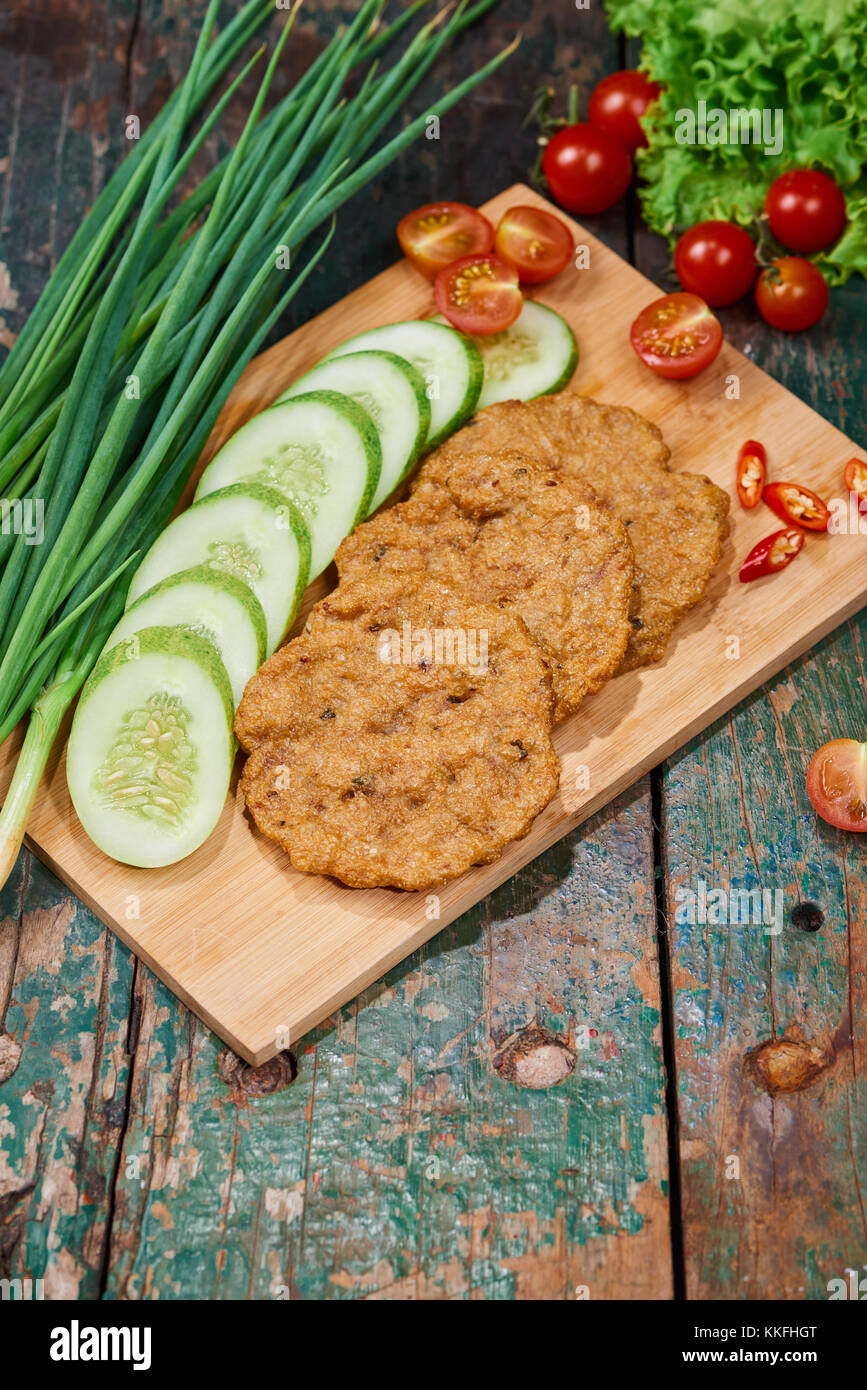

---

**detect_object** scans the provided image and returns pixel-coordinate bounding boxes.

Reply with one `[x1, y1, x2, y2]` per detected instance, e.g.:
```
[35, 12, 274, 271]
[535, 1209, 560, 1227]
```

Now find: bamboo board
[2, 184, 865, 1065]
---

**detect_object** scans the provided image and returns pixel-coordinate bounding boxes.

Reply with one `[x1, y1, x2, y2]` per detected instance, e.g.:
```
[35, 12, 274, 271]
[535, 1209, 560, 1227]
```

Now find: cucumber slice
[194, 390, 380, 578]
[441, 300, 578, 410]
[126, 483, 311, 655]
[278, 350, 430, 512]
[105, 565, 267, 708]
[67, 626, 235, 868]
[326, 320, 482, 451]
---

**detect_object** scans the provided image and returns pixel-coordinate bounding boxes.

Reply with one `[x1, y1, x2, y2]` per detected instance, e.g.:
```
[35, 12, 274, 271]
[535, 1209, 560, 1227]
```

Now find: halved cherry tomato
[433, 253, 523, 335]
[843, 457, 867, 510]
[763, 480, 829, 531]
[739, 526, 804, 582]
[736, 440, 766, 509]
[494, 205, 574, 284]
[397, 202, 494, 279]
[806, 739, 867, 833]
[629, 292, 723, 380]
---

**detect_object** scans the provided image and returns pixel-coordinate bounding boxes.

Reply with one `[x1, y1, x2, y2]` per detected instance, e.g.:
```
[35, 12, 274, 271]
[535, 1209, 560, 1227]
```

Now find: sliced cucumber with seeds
[195, 390, 380, 578]
[126, 482, 311, 655]
[106, 565, 267, 708]
[438, 300, 578, 410]
[326, 320, 482, 451]
[67, 626, 235, 868]
[278, 350, 430, 512]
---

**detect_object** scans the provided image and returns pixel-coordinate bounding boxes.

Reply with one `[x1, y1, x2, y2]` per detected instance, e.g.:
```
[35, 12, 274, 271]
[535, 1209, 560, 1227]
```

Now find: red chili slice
[736, 440, 766, 509]
[762, 480, 829, 531]
[844, 457, 867, 509]
[739, 526, 805, 582]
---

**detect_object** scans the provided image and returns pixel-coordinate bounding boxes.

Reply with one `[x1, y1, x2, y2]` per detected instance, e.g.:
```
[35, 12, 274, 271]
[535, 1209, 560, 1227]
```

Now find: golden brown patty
[416, 394, 730, 669]
[336, 449, 634, 719]
[235, 574, 560, 891]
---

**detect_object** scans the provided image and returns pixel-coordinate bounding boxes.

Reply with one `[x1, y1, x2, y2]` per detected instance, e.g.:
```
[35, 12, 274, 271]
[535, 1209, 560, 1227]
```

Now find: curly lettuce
[605, 0, 867, 283]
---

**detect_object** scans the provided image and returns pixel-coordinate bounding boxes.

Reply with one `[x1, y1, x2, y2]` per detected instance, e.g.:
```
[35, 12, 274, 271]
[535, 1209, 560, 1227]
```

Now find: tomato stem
[747, 202, 784, 271]
[523, 84, 557, 132]
[525, 82, 579, 192]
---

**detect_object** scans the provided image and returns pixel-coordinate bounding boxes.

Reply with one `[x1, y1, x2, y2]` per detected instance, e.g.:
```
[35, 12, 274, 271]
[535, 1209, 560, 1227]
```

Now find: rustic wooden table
[0, 1, 864, 1302]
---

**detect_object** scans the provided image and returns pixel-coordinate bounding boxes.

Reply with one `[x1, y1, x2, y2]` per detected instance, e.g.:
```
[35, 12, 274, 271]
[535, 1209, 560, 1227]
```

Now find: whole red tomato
[755, 256, 828, 332]
[542, 122, 633, 216]
[588, 69, 663, 153]
[674, 220, 758, 307]
[766, 168, 847, 254]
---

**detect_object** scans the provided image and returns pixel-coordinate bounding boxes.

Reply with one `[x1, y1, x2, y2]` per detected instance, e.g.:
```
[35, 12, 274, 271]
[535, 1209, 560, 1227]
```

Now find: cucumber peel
[106, 563, 268, 707]
[195, 390, 380, 576]
[126, 481, 312, 654]
[67, 625, 236, 868]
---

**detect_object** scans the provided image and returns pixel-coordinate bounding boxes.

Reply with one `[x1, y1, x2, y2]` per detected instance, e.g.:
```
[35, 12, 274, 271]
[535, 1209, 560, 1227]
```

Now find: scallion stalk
[0, 0, 514, 887]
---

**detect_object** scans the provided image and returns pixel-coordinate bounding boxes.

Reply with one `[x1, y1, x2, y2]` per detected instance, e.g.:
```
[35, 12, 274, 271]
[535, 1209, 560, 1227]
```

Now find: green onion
[0, 0, 276, 406]
[0, 0, 513, 887]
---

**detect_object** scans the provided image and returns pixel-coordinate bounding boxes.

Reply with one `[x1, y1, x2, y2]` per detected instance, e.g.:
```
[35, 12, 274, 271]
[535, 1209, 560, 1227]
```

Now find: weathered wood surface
[0, 0, 862, 1301]
[661, 629, 867, 1301]
[627, 37, 867, 1303]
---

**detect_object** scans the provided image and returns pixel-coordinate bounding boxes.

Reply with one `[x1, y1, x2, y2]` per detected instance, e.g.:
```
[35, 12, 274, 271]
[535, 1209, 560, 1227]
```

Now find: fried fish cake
[415, 394, 730, 669]
[235, 575, 560, 891]
[336, 450, 634, 720]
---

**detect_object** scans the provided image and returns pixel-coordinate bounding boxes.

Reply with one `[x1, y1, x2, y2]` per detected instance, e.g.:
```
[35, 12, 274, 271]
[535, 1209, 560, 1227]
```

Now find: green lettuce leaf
[605, 0, 867, 283]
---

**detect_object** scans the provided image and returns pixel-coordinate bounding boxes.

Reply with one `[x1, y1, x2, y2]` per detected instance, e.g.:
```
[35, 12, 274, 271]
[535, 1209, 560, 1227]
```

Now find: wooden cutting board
[3, 184, 864, 1064]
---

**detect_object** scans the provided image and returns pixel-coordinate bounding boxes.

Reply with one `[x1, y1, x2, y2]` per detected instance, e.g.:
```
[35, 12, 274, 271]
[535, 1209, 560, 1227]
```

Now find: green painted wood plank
[0, 854, 135, 1299]
[99, 786, 670, 1300]
[0, 1, 141, 329]
[662, 619, 867, 1299]
[0, 0, 143, 1303]
[628, 28, 867, 1296]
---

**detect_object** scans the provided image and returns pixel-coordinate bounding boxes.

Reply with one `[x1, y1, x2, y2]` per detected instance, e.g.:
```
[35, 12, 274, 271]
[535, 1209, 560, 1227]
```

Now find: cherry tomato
[739, 526, 804, 582]
[433, 253, 523, 335]
[587, 69, 663, 153]
[736, 440, 766, 509]
[629, 292, 723, 380]
[843, 458, 867, 510]
[494, 205, 574, 284]
[755, 256, 828, 332]
[674, 221, 758, 307]
[542, 122, 633, 216]
[806, 739, 867, 833]
[762, 480, 829, 531]
[765, 168, 847, 254]
[396, 202, 494, 279]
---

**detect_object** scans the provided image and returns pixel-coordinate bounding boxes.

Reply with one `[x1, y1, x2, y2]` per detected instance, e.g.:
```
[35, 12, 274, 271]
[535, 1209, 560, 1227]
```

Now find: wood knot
[218, 1048, 297, 1098]
[493, 1026, 576, 1089]
[0, 1033, 21, 1084]
[790, 901, 824, 931]
[743, 1026, 833, 1096]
